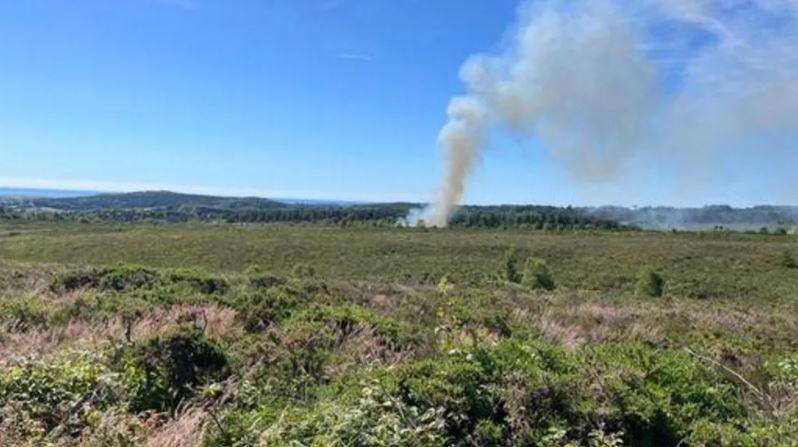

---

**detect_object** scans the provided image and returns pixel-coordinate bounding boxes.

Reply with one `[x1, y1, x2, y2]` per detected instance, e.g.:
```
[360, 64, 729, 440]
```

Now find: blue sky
[1, 0, 796, 206]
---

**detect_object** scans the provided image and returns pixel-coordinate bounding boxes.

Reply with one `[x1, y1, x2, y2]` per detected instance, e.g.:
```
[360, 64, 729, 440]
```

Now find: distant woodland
[1, 191, 796, 231]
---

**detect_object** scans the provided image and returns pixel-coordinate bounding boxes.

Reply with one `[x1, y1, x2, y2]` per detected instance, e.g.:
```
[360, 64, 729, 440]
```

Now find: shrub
[99, 264, 158, 292]
[500, 249, 521, 284]
[235, 288, 301, 332]
[470, 420, 504, 446]
[580, 343, 745, 444]
[635, 267, 665, 298]
[291, 263, 316, 279]
[0, 350, 121, 438]
[260, 379, 447, 446]
[216, 336, 755, 445]
[290, 304, 418, 347]
[522, 258, 556, 291]
[67, 293, 153, 323]
[166, 268, 228, 294]
[776, 250, 797, 269]
[404, 340, 743, 445]
[0, 297, 51, 331]
[451, 301, 512, 338]
[49, 269, 105, 293]
[249, 273, 284, 290]
[123, 327, 229, 413]
[398, 357, 493, 438]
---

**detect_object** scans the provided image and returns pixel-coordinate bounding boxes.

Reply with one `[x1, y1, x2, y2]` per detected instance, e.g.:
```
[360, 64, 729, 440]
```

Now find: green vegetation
[777, 250, 798, 269]
[5, 191, 797, 231]
[500, 248, 522, 284]
[123, 327, 229, 413]
[521, 257, 556, 291]
[0, 191, 630, 229]
[634, 268, 665, 298]
[0, 220, 796, 445]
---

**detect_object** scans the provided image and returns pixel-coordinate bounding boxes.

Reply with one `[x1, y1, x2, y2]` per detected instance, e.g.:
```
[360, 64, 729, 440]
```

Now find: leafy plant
[99, 264, 158, 292]
[0, 297, 52, 331]
[0, 350, 121, 439]
[635, 267, 665, 297]
[260, 379, 447, 446]
[166, 268, 228, 294]
[500, 248, 522, 284]
[122, 327, 229, 413]
[776, 250, 797, 269]
[234, 288, 302, 332]
[522, 258, 556, 291]
[291, 263, 316, 279]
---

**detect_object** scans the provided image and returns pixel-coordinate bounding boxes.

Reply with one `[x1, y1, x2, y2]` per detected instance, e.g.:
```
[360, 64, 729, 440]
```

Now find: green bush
[451, 301, 512, 338]
[51, 265, 229, 296]
[0, 350, 121, 438]
[67, 293, 153, 323]
[251, 339, 747, 445]
[249, 273, 285, 290]
[470, 420, 504, 446]
[635, 267, 665, 297]
[99, 264, 158, 292]
[226, 304, 419, 411]
[122, 327, 229, 413]
[776, 250, 797, 269]
[500, 249, 521, 283]
[522, 258, 556, 291]
[291, 263, 316, 279]
[0, 297, 52, 331]
[260, 379, 447, 446]
[398, 357, 493, 438]
[166, 268, 228, 294]
[49, 269, 105, 293]
[235, 288, 302, 332]
[290, 304, 418, 347]
[580, 343, 744, 444]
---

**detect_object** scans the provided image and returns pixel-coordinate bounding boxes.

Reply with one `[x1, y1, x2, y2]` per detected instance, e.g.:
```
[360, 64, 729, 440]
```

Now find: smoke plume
[418, 0, 798, 226]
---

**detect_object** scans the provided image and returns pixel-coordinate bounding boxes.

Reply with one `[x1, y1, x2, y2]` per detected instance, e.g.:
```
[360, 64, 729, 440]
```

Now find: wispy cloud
[338, 52, 372, 62]
[319, 0, 343, 12]
[153, 0, 199, 9]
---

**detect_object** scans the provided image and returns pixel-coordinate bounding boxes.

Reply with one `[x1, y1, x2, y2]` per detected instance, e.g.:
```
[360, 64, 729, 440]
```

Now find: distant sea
[0, 187, 99, 198]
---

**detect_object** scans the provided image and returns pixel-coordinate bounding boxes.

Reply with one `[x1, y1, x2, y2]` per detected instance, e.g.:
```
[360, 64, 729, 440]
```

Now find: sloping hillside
[28, 191, 285, 211]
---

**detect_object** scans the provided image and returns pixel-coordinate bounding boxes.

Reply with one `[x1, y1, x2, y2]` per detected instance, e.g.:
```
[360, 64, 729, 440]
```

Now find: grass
[0, 221, 796, 445]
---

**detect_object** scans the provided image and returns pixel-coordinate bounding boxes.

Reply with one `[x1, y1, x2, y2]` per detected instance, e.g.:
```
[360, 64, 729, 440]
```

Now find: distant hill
[28, 191, 285, 211]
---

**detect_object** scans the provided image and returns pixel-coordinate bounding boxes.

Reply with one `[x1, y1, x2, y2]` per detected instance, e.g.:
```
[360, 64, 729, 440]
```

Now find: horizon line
[1, 181, 796, 210]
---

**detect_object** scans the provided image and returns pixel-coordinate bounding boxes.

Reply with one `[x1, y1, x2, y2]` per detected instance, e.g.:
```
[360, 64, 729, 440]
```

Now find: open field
[1, 222, 797, 300]
[0, 222, 797, 445]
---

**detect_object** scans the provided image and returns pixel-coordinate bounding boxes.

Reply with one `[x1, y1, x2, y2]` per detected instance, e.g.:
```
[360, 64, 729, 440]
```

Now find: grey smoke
[418, 0, 798, 227]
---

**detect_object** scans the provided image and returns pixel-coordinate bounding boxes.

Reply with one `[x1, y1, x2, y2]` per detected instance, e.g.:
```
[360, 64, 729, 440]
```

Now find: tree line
[0, 202, 627, 230]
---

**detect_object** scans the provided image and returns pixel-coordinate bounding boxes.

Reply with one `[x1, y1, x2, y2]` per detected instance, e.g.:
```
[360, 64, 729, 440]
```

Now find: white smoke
[424, 97, 489, 227]
[417, 0, 798, 226]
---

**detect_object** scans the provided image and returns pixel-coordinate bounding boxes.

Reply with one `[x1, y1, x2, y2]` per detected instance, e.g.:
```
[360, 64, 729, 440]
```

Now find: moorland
[0, 194, 796, 446]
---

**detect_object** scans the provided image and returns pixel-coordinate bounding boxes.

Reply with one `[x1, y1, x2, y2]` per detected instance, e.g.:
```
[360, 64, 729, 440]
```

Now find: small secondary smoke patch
[416, 0, 798, 227]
